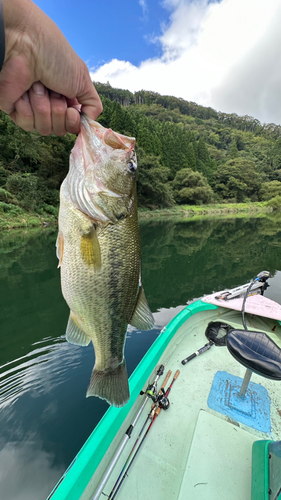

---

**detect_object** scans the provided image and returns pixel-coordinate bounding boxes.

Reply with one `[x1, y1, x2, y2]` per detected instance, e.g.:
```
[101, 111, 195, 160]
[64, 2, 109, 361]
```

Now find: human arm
[0, 0, 102, 135]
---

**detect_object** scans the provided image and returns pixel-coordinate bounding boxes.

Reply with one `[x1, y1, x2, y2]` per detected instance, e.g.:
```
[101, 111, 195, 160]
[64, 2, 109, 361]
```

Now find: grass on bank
[0, 202, 58, 230]
[1, 200, 278, 230]
[138, 201, 273, 219]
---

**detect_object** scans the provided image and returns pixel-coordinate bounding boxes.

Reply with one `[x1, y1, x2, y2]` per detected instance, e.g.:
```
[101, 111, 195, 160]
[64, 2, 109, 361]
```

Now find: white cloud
[90, 0, 281, 125]
[0, 440, 64, 500]
[139, 0, 148, 16]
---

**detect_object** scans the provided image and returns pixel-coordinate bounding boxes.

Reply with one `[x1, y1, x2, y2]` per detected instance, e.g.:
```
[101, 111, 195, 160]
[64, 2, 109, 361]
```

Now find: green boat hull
[48, 299, 281, 500]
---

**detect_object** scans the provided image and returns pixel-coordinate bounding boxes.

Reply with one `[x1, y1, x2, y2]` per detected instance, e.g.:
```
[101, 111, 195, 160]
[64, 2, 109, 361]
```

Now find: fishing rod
[108, 370, 172, 500]
[110, 369, 180, 500]
[181, 340, 213, 365]
[91, 364, 165, 500]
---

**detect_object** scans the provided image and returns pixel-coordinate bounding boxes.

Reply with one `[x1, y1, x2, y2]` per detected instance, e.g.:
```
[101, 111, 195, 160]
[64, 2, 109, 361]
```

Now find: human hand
[0, 0, 102, 136]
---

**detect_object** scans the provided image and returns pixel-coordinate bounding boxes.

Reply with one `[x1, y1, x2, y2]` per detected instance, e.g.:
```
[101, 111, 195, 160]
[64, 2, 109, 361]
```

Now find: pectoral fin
[80, 225, 101, 270]
[66, 312, 91, 346]
[130, 286, 155, 331]
[56, 231, 64, 268]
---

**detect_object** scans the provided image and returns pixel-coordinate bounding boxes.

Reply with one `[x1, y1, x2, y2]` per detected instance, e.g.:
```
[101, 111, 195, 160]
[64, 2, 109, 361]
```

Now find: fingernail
[22, 92, 30, 102]
[32, 82, 45, 95]
[50, 91, 61, 99]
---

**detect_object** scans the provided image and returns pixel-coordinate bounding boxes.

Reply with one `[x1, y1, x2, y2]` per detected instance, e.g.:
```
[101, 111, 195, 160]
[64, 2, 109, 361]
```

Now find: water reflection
[0, 439, 64, 500]
[140, 217, 281, 310]
[0, 217, 280, 499]
[0, 337, 80, 409]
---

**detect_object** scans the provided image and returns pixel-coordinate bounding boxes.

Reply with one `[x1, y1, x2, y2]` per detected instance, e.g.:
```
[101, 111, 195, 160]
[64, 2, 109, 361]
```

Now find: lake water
[0, 215, 280, 500]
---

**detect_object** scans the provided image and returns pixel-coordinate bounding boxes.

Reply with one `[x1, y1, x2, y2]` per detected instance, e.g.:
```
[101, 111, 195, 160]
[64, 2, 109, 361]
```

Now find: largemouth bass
[56, 115, 154, 407]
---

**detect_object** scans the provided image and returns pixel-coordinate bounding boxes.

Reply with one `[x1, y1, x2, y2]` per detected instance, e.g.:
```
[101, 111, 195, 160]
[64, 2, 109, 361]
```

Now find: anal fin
[66, 312, 91, 346]
[130, 286, 155, 331]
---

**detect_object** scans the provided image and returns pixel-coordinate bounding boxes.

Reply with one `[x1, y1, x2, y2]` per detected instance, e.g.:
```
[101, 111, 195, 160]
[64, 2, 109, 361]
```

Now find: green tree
[259, 180, 281, 200]
[229, 139, 238, 158]
[173, 168, 214, 204]
[136, 149, 174, 208]
[197, 137, 211, 166]
[110, 102, 124, 133]
[186, 142, 197, 171]
[213, 159, 262, 201]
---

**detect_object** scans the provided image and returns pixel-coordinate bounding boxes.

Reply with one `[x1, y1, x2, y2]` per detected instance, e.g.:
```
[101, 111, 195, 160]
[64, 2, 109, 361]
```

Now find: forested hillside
[1, 82, 281, 219]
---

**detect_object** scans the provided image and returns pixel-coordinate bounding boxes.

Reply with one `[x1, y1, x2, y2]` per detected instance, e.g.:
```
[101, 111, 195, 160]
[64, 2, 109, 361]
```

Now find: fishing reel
[140, 364, 165, 402]
[158, 392, 170, 410]
[152, 389, 170, 410]
[145, 383, 159, 403]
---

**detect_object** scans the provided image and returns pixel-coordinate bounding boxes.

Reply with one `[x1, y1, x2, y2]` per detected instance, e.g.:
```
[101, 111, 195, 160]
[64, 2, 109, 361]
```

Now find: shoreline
[0, 202, 275, 231]
[138, 202, 272, 220]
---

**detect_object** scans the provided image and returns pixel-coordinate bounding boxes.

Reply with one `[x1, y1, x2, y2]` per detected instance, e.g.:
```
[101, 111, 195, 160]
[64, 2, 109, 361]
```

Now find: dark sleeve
[0, 0, 5, 71]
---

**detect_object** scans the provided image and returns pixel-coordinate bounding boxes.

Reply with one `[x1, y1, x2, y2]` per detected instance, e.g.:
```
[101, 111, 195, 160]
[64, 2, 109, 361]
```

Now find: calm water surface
[0, 216, 280, 499]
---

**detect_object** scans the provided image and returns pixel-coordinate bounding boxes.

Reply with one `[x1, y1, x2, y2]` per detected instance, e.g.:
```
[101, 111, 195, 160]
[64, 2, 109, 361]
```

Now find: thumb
[77, 72, 103, 121]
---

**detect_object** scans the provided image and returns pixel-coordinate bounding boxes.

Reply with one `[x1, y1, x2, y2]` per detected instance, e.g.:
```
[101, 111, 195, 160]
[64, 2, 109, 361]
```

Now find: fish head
[68, 115, 137, 223]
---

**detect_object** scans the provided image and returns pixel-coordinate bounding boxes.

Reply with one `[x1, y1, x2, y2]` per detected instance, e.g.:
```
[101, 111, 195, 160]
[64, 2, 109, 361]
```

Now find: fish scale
[57, 116, 154, 407]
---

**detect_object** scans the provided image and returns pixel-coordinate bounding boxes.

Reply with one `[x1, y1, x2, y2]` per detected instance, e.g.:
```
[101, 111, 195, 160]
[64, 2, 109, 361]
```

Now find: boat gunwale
[47, 300, 218, 500]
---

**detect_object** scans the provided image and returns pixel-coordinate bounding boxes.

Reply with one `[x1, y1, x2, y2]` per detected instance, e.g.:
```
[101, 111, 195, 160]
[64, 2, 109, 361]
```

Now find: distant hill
[94, 82, 281, 207]
[0, 83, 281, 218]
[94, 82, 281, 138]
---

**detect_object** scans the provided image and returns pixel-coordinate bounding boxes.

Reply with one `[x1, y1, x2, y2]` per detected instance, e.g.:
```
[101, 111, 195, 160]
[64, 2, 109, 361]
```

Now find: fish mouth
[83, 116, 135, 151]
[67, 115, 136, 223]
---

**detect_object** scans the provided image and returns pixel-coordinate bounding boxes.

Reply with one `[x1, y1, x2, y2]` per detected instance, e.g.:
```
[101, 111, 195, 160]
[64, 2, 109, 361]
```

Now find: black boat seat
[226, 329, 281, 380]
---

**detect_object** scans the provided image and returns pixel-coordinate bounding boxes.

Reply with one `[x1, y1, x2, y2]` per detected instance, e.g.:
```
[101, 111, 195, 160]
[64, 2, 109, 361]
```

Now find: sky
[34, 0, 281, 125]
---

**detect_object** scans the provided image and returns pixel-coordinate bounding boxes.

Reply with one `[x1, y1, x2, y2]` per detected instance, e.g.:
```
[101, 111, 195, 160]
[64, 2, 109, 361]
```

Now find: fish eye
[128, 161, 137, 173]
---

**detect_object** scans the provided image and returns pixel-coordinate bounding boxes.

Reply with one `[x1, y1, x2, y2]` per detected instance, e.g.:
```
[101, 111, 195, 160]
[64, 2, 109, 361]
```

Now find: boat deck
[81, 307, 281, 500]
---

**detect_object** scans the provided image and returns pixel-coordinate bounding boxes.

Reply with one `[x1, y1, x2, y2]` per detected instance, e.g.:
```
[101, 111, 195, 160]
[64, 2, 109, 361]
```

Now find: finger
[0, 54, 34, 116]
[66, 107, 80, 135]
[50, 91, 67, 136]
[11, 92, 35, 132]
[66, 97, 82, 113]
[76, 68, 103, 120]
[29, 82, 52, 135]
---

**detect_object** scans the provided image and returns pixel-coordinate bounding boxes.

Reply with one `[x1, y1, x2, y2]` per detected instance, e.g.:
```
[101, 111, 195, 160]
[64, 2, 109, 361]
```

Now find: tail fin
[86, 360, 130, 407]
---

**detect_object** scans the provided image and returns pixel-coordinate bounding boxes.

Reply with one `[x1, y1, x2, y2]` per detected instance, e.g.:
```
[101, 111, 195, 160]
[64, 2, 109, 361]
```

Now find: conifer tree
[186, 142, 197, 171]
[97, 96, 113, 128]
[229, 139, 239, 158]
[123, 110, 136, 137]
[197, 137, 211, 167]
[136, 116, 154, 154]
[110, 102, 124, 133]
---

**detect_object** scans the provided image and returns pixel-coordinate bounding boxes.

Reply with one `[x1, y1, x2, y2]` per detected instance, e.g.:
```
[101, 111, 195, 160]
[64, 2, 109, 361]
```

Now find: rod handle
[174, 369, 180, 380]
[181, 353, 196, 365]
[161, 370, 172, 391]
[155, 407, 161, 417]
